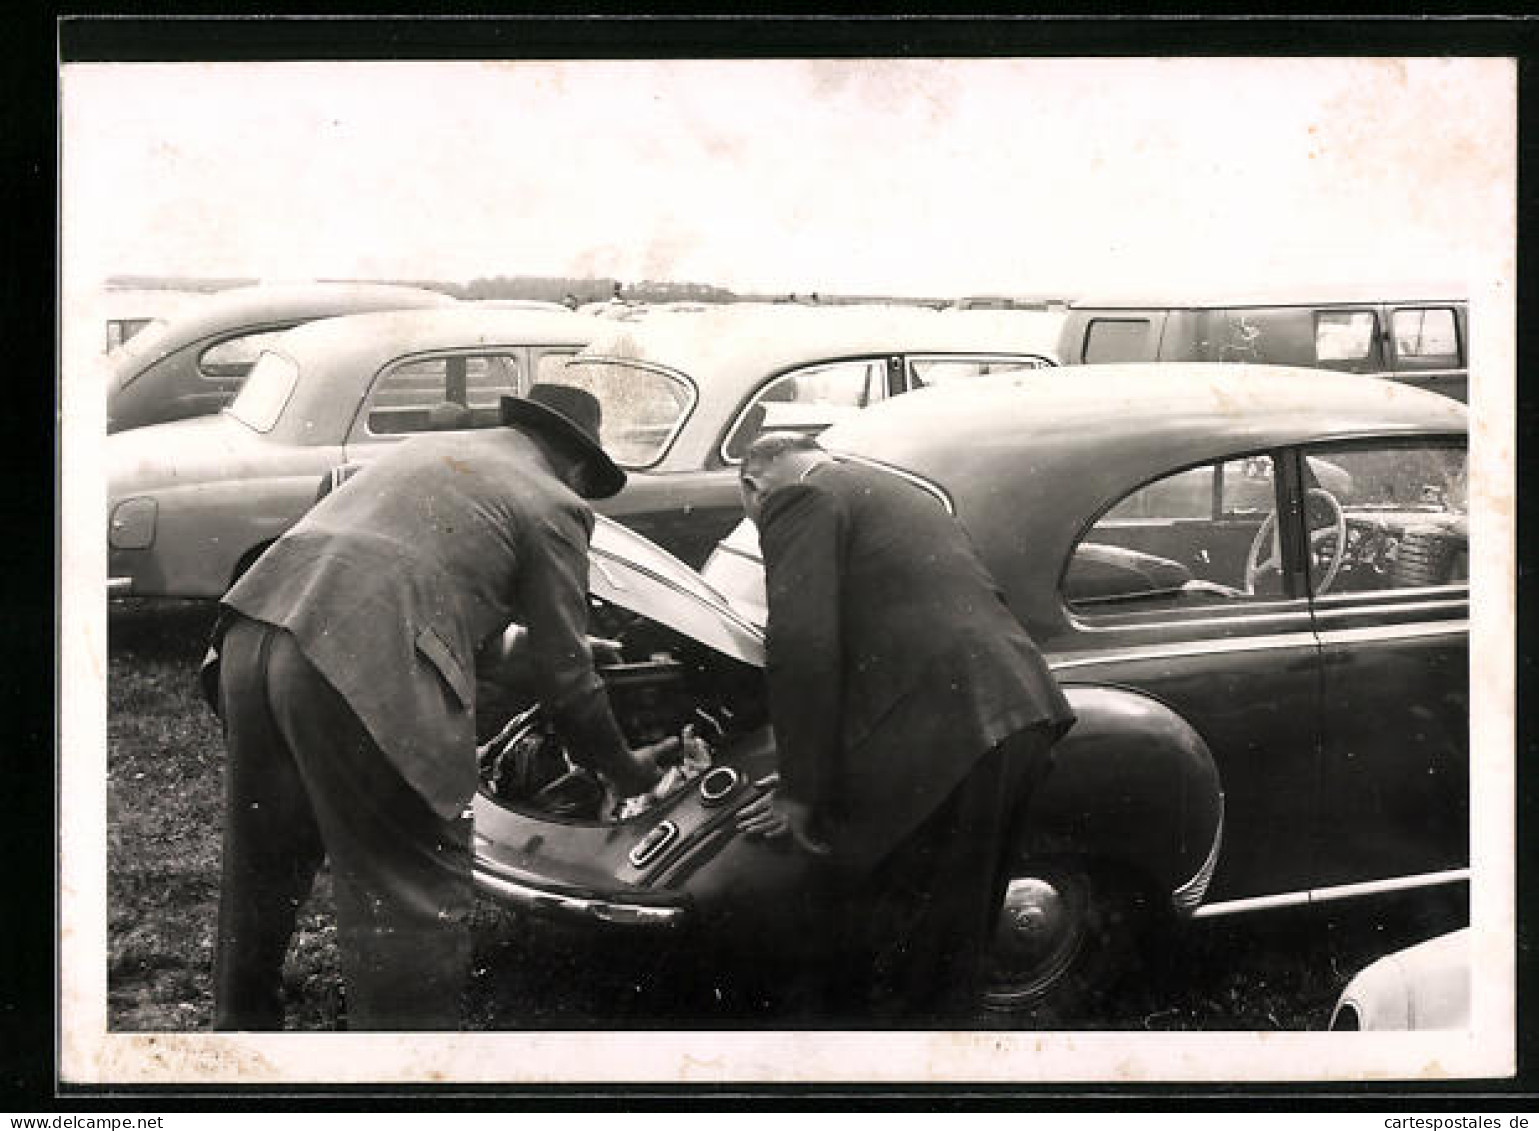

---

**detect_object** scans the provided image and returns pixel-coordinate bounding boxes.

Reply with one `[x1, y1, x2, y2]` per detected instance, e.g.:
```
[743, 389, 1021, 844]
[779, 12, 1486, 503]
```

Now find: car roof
[825, 362, 1466, 467]
[580, 302, 1061, 375]
[1066, 284, 1467, 310]
[571, 303, 1062, 471]
[122, 282, 455, 355]
[265, 305, 603, 443]
[819, 363, 1468, 631]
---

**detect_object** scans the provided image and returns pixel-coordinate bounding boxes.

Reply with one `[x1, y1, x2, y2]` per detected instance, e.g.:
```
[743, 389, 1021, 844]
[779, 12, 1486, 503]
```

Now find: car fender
[1328, 928, 1470, 1030]
[115, 468, 334, 597]
[1018, 683, 1224, 915]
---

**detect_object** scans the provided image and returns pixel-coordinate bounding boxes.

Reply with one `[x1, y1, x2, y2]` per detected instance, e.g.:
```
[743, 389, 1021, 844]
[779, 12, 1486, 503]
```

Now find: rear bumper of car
[108, 576, 133, 595]
[471, 852, 691, 928]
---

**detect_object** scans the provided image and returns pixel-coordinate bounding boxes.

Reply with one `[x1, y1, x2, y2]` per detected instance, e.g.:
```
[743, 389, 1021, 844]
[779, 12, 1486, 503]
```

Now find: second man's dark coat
[758, 460, 1075, 871]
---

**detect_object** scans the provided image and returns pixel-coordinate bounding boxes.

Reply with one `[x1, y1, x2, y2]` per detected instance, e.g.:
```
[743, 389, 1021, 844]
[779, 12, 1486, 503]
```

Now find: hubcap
[984, 867, 1089, 1008]
[998, 877, 1071, 962]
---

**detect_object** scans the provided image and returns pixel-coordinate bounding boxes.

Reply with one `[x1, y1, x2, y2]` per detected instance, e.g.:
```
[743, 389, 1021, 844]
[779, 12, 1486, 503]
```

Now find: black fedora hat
[500, 384, 627, 499]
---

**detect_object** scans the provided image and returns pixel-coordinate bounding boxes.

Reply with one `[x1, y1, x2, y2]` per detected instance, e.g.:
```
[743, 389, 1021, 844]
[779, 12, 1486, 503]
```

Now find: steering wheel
[1244, 488, 1347, 595]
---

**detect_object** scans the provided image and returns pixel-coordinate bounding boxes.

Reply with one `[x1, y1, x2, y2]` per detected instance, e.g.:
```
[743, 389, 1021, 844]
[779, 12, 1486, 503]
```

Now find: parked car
[467, 362, 1468, 1016]
[1056, 286, 1468, 402]
[1329, 928, 1469, 1030]
[110, 302, 1060, 598]
[104, 281, 455, 433]
[107, 305, 599, 599]
[547, 302, 1059, 565]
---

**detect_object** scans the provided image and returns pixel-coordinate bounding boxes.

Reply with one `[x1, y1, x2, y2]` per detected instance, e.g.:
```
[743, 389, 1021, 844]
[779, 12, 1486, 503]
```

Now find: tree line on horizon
[104, 272, 1061, 310]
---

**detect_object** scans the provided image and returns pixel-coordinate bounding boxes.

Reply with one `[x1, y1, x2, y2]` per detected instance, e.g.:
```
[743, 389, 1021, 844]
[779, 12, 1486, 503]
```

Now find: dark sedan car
[104, 281, 455, 432]
[469, 362, 1469, 1017]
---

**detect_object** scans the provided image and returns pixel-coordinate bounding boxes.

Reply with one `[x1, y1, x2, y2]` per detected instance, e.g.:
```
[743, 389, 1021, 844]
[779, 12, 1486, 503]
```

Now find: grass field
[106, 598, 1467, 1033]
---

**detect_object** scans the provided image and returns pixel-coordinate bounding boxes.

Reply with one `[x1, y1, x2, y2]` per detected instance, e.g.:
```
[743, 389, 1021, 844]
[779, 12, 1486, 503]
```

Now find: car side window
[721, 359, 886, 463]
[198, 329, 292, 381]
[1082, 318, 1152, 363]
[1313, 310, 1381, 371]
[906, 354, 1051, 389]
[1302, 442, 1468, 595]
[364, 351, 526, 435]
[1390, 307, 1461, 369]
[1065, 455, 1280, 611]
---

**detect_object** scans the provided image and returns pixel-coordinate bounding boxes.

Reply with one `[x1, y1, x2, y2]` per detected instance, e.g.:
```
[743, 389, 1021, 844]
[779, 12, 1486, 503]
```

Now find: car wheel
[980, 857, 1144, 1016]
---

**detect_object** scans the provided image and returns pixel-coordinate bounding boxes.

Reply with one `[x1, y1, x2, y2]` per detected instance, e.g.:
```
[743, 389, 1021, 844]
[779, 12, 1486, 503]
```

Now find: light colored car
[105, 281, 456, 433]
[548, 302, 1059, 565]
[107, 305, 600, 599]
[1329, 928, 1469, 1030]
[467, 362, 1467, 1016]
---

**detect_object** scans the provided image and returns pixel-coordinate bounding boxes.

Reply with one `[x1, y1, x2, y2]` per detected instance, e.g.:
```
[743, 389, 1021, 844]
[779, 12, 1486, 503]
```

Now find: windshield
[549, 354, 694, 468]
[227, 350, 300, 433]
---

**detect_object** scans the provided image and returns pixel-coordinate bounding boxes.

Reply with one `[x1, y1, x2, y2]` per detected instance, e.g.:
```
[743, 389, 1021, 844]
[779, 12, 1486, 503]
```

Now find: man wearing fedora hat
[207, 383, 674, 1030]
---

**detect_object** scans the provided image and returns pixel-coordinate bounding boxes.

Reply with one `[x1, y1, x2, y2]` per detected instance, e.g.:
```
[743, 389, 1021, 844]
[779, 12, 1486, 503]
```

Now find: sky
[61, 57, 1513, 300]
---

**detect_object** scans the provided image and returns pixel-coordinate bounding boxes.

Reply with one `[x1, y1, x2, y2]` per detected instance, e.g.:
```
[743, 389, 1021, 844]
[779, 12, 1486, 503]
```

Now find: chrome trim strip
[1189, 867, 1468, 919]
[471, 864, 688, 927]
[1312, 584, 1467, 609]
[1053, 611, 1466, 674]
[1315, 620, 1468, 646]
[830, 452, 956, 514]
[1071, 606, 1314, 635]
[108, 577, 133, 595]
[1051, 631, 1318, 673]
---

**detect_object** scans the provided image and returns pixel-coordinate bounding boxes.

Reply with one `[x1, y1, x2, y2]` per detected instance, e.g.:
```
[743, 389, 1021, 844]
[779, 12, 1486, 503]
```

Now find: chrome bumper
[108, 577, 133, 595]
[472, 858, 689, 928]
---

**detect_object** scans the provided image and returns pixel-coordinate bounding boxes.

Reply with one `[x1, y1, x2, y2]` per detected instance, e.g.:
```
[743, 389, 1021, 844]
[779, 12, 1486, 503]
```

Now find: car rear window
[197, 328, 291, 382]
[550, 354, 695, 468]
[227, 351, 300, 433]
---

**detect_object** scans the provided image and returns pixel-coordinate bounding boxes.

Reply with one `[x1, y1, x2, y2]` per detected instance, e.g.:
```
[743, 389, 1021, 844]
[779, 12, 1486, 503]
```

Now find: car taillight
[109, 498, 157, 549]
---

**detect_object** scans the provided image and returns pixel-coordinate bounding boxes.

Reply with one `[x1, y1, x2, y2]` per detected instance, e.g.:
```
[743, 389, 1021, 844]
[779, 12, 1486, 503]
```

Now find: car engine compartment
[476, 596, 766, 823]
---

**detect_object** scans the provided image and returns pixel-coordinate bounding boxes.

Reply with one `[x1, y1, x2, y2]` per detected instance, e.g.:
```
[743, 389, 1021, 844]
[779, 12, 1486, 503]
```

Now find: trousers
[816, 726, 1056, 1024]
[213, 613, 473, 1031]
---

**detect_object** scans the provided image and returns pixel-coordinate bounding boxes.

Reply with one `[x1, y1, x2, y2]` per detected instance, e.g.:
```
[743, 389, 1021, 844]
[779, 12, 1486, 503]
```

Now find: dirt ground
[105, 598, 1467, 1033]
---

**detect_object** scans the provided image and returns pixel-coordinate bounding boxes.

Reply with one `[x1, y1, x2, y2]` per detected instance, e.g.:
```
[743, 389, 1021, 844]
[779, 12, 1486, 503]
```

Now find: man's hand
[735, 788, 831, 856]
[612, 735, 680, 797]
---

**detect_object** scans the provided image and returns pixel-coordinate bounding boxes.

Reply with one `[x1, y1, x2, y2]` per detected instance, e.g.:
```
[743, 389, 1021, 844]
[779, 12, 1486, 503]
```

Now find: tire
[980, 856, 1152, 1017]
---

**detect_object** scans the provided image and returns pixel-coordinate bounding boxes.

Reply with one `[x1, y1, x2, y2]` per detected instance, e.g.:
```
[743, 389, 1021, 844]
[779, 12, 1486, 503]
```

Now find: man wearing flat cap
[208, 383, 673, 1030]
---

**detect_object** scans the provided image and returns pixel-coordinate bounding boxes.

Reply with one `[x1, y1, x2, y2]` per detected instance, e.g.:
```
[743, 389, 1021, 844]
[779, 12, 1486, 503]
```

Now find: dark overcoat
[758, 460, 1075, 871]
[220, 428, 605, 819]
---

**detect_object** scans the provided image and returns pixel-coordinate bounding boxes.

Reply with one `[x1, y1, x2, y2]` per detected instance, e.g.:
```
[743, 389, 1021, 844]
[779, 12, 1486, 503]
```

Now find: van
[1056, 287, 1467, 402]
